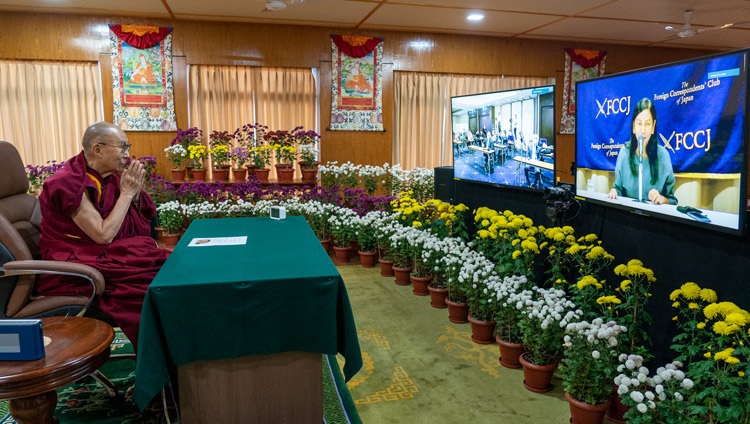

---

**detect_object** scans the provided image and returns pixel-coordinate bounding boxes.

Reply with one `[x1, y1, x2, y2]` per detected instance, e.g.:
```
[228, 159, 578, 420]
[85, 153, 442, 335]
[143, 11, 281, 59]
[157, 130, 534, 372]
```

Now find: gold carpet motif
[353, 366, 419, 404]
[358, 328, 392, 351]
[435, 325, 503, 379]
[341, 327, 420, 404]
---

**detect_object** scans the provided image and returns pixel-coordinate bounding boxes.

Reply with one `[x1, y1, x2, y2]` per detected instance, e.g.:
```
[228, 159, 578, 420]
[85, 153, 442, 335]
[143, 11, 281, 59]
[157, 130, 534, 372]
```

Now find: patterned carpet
[337, 264, 570, 424]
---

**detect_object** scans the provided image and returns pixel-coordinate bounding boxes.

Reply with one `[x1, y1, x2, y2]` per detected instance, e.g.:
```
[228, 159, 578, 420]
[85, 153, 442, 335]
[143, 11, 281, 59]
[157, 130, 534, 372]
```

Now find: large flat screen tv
[575, 49, 749, 235]
[450, 85, 555, 191]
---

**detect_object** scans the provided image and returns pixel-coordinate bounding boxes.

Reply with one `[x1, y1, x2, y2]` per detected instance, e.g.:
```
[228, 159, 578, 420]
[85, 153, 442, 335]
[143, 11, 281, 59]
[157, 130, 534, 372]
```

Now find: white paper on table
[187, 236, 247, 247]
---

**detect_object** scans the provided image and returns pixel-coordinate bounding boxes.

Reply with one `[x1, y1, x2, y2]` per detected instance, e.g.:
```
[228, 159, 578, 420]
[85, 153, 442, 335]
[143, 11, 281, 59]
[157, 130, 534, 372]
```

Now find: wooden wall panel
[0, 11, 716, 180]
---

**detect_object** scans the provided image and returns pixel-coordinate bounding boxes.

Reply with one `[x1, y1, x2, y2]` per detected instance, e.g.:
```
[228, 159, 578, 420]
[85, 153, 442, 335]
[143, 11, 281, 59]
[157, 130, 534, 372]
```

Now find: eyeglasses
[97, 141, 132, 153]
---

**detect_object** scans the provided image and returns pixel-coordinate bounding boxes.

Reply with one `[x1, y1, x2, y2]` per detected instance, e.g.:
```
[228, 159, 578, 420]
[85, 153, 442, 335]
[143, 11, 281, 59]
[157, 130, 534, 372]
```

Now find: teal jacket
[611, 142, 678, 205]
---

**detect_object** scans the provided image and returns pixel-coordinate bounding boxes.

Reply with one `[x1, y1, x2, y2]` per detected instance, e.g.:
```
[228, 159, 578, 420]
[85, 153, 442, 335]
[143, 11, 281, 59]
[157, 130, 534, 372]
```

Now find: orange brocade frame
[330, 35, 384, 131]
[109, 24, 176, 131]
[560, 48, 606, 134]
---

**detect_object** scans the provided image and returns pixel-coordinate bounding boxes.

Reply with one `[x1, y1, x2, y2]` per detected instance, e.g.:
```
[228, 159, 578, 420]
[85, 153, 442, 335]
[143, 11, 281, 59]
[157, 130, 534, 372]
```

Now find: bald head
[82, 122, 123, 151]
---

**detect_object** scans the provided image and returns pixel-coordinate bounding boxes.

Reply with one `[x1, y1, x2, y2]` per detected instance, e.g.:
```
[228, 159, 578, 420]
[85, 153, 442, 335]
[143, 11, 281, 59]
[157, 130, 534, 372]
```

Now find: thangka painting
[109, 24, 176, 131]
[330, 35, 384, 131]
[560, 48, 606, 134]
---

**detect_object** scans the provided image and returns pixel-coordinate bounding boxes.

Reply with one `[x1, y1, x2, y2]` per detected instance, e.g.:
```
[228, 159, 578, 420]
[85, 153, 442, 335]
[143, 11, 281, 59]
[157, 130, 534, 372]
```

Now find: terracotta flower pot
[519, 353, 558, 393]
[445, 298, 469, 324]
[212, 167, 229, 182]
[427, 285, 448, 308]
[160, 232, 181, 249]
[410, 274, 432, 296]
[467, 315, 496, 344]
[378, 258, 394, 277]
[496, 336, 525, 369]
[333, 246, 351, 262]
[566, 392, 611, 424]
[254, 168, 270, 183]
[392, 266, 412, 286]
[319, 238, 332, 254]
[232, 168, 248, 182]
[358, 250, 377, 268]
[301, 168, 318, 184]
[171, 169, 186, 183]
[191, 168, 207, 181]
[605, 385, 628, 424]
[275, 164, 295, 183]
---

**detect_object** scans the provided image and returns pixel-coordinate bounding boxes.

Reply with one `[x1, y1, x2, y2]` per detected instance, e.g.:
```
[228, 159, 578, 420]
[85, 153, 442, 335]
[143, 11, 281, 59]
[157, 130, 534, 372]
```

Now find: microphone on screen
[637, 135, 644, 163]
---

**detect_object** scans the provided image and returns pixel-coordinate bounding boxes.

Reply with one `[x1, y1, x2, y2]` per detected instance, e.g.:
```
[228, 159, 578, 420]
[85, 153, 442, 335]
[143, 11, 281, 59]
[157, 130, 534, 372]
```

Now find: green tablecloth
[133, 216, 362, 410]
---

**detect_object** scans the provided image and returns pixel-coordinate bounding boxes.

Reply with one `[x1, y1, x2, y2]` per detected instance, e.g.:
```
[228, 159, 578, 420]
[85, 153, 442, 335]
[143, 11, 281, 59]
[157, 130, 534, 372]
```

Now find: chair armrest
[2, 259, 106, 295]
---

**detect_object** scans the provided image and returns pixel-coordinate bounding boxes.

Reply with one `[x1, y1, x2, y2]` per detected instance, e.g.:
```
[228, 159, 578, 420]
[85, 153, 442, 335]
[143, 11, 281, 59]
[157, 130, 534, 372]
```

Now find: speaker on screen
[434, 166, 455, 203]
[575, 48, 749, 235]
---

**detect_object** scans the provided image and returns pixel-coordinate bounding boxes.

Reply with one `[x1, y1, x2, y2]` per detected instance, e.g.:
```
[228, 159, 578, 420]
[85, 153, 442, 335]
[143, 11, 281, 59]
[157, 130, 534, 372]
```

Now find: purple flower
[171, 127, 203, 147]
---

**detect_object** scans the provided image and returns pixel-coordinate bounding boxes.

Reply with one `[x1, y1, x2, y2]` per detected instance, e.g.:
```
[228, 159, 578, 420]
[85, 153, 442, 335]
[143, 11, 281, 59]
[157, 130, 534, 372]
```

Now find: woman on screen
[607, 98, 677, 205]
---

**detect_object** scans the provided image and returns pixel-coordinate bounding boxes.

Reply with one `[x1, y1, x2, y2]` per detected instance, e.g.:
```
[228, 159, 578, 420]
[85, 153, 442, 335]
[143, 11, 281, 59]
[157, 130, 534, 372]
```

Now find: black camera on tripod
[543, 183, 574, 202]
[543, 183, 576, 226]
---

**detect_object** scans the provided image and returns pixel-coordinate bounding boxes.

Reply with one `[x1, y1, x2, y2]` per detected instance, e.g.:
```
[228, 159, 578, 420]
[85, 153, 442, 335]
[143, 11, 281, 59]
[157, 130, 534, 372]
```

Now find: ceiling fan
[258, 0, 312, 12]
[664, 9, 748, 38]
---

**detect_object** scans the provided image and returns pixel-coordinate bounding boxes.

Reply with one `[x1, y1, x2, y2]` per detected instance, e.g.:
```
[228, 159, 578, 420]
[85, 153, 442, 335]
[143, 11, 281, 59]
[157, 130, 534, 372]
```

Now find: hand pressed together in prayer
[120, 160, 146, 200]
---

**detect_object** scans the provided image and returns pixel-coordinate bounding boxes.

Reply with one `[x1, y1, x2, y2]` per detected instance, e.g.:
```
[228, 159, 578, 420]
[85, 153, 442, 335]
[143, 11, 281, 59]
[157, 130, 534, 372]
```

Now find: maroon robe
[37, 151, 169, 349]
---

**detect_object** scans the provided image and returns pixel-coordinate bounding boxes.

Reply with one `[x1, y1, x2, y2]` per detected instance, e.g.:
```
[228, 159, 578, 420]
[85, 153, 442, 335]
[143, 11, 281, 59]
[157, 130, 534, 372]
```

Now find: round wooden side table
[0, 316, 114, 424]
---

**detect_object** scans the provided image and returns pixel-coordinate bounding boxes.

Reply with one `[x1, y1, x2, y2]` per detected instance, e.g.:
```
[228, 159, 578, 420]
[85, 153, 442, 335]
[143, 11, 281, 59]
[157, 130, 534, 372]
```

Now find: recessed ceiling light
[467, 13, 484, 22]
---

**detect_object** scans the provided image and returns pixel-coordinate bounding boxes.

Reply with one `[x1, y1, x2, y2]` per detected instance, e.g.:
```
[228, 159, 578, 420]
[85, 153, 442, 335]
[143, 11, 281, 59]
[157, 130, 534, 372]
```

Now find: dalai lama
[37, 121, 170, 350]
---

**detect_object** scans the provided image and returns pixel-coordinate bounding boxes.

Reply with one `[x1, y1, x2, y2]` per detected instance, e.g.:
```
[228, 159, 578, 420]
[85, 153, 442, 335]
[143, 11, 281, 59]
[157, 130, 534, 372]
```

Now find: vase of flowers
[388, 227, 418, 285]
[388, 228, 414, 269]
[274, 145, 298, 183]
[298, 144, 320, 183]
[373, 213, 399, 277]
[294, 127, 320, 168]
[490, 274, 531, 344]
[164, 143, 187, 181]
[187, 144, 208, 179]
[466, 280, 497, 341]
[328, 207, 359, 251]
[208, 130, 233, 182]
[560, 319, 627, 423]
[356, 212, 379, 268]
[171, 127, 203, 179]
[156, 201, 184, 248]
[249, 145, 273, 183]
[230, 146, 250, 182]
[436, 236, 473, 322]
[513, 286, 581, 392]
[235, 122, 267, 175]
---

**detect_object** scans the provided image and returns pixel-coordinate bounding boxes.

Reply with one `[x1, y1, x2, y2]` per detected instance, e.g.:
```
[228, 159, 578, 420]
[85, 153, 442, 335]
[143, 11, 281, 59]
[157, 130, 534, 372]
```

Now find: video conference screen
[450, 85, 555, 191]
[575, 49, 749, 235]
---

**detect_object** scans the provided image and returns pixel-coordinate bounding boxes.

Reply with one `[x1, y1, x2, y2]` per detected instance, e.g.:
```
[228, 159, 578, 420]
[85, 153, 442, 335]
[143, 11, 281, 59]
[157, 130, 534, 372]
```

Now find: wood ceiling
[2, 0, 750, 51]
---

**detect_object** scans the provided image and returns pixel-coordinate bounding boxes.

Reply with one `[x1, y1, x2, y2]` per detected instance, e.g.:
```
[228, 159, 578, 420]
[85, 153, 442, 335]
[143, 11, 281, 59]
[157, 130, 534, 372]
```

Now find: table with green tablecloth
[133, 216, 362, 412]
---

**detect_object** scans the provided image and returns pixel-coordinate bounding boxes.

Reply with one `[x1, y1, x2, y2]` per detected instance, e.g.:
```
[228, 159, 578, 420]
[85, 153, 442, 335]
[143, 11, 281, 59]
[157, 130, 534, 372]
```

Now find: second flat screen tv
[575, 49, 749, 235]
[450, 85, 555, 191]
